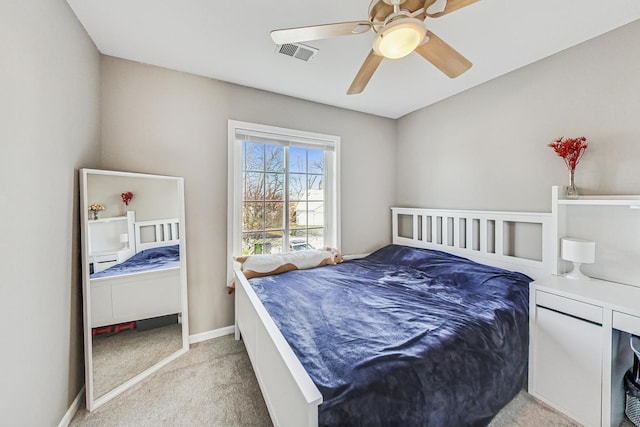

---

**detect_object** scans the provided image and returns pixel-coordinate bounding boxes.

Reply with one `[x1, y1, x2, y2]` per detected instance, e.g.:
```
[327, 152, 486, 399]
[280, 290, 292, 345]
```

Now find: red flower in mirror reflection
[121, 191, 134, 206]
[548, 136, 588, 171]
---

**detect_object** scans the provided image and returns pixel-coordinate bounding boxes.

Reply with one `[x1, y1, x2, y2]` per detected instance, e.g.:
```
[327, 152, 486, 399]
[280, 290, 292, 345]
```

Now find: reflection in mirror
[80, 169, 189, 410]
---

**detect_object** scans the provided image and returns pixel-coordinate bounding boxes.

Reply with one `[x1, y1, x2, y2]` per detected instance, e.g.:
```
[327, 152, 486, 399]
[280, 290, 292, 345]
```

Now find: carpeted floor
[71, 334, 269, 426]
[71, 334, 631, 426]
[92, 323, 183, 398]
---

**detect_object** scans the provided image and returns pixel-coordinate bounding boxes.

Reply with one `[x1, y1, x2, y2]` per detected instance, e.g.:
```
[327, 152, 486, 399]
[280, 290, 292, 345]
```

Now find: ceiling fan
[271, 0, 477, 95]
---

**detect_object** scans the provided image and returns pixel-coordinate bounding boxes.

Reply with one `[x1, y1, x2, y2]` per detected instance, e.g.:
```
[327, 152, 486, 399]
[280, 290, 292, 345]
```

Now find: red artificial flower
[548, 136, 587, 170]
[121, 191, 134, 206]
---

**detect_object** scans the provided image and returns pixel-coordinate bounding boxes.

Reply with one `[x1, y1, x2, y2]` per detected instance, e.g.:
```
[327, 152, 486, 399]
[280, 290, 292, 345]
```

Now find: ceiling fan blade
[414, 31, 472, 78]
[347, 50, 383, 95]
[271, 21, 371, 45]
[425, 0, 479, 18]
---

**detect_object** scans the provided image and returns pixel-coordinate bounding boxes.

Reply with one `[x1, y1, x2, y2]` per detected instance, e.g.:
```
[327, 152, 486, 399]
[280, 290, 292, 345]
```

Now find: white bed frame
[134, 216, 180, 252]
[391, 207, 554, 281]
[234, 200, 556, 427]
[90, 215, 181, 328]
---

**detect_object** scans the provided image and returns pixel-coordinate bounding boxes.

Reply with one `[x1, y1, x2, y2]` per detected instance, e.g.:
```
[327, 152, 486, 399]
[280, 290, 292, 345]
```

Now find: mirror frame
[80, 168, 189, 411]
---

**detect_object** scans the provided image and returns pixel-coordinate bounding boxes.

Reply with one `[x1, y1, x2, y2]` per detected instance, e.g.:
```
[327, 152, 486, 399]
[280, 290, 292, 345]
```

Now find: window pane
[265, 144, 284, 172]
[307, 174, 324, 197]
[289, 229, 313, 251]
[266, 173, 284, 201]
[264, 201, 284, 230]
[290, 202, 306, 229]
[289, 173, 306, 201]
[306, 201, 325, 227]
[264, 230, 284, 254]
[308, 149, 324, 174]
[242, 232, 263, 255]
[244, 142, 264, 172]
[244, 172, 264, 201]
[290, 229, 307, 239]
[243, 202, 264, 232]
[308, 227, 325, 249]
[289, 146, 306, 173]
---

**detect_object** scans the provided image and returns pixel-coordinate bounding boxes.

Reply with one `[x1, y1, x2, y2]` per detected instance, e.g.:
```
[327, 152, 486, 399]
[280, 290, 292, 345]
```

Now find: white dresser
[89, 247, 134, 273]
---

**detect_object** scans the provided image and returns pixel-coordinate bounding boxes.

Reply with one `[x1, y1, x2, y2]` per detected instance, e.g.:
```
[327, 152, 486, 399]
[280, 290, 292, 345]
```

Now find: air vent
[275, 43, 319, 62]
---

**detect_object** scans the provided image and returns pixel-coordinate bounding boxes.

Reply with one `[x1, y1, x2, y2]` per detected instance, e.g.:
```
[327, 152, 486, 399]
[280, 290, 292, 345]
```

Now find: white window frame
[227, 120, 341, 284]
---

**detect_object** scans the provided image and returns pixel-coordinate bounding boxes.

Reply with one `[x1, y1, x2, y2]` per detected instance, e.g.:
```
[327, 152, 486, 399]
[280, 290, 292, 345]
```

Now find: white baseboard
[58, 386, 85, 427]
[189, 325, 235, 344]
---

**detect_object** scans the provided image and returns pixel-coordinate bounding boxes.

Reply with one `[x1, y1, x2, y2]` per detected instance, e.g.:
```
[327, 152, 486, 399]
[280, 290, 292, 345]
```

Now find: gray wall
[0, 0, 101, 425]
[100, 56, 397, 335]
[397, 20, 640, 213]
[87, 174, 180, 221]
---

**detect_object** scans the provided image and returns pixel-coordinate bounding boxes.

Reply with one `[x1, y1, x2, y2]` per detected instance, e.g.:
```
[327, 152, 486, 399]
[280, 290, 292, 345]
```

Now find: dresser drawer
[93, 254, 118, 263]
[612, 311, 640, 336]
[536, 290, 602, 324]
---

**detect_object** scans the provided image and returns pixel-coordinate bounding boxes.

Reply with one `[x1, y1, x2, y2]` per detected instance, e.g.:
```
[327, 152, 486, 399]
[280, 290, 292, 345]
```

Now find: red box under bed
[113, 321, 135, 332]
[91, 325, 113, 336]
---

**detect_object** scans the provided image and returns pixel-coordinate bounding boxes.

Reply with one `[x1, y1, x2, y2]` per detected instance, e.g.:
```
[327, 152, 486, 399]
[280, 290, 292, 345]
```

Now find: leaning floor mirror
[80, 169, 189, 410]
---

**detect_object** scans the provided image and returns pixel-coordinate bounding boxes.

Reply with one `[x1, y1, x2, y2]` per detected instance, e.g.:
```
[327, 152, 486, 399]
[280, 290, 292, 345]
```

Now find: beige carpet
[71, 334, 632, 426]
[92, 323, 182, 398]
[72, 334, 269, 426]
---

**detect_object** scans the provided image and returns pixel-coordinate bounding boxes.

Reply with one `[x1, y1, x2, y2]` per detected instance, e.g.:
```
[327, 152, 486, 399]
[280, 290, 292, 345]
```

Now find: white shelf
[557, 196, 640, 207]
[88, 215, 128, 223]
[553, 186, 640, 206]
[558, 196, 640, 209]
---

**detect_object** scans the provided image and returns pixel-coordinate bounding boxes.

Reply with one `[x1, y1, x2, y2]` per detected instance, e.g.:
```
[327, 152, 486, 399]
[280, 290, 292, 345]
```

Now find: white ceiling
[66, 0, 640, 119]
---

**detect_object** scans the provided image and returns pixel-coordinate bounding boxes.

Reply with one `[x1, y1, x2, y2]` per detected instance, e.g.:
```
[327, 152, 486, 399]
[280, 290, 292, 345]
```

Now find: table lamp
[561, 237, 595, 280]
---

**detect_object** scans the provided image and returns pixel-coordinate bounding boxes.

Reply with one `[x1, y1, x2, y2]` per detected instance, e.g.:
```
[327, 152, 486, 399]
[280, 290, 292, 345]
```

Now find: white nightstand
[89, 248, 134, 273]
[529, 275, 640, 427]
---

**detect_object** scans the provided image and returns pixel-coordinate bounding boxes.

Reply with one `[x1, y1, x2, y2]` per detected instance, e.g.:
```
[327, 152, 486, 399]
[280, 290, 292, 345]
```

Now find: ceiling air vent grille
[276, 43, 319, 62]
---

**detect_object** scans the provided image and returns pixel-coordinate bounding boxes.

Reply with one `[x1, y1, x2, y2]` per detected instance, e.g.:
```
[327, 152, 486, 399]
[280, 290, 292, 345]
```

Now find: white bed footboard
[90, 268, 181, 328]
[235, 270, 322, 427]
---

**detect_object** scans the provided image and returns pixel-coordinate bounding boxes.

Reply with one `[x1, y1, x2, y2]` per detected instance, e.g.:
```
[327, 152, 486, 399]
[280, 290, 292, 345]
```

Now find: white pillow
[234, 248, 342, 279]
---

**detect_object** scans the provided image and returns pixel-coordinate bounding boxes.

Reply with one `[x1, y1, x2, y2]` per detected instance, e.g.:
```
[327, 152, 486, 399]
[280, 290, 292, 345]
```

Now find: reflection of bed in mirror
[89, 212, 182, 329]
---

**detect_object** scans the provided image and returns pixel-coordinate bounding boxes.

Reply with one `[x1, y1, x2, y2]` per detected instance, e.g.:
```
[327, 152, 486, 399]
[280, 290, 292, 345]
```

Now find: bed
[90, 244, 180, 279]
[234, 206, 554, 427]
[90, 215, 182, 328]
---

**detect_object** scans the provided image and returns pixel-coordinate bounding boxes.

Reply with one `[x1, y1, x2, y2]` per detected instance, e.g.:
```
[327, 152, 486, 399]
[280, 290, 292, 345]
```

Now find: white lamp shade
[373, 18, 426, 59]
[561, 238, 595, 264]
[119, 233, 129, 243]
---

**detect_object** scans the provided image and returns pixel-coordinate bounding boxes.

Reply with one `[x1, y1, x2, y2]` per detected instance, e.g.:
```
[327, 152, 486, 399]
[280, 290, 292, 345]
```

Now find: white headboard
[391, 207, 554, 280]
[134, 218, 180, 252]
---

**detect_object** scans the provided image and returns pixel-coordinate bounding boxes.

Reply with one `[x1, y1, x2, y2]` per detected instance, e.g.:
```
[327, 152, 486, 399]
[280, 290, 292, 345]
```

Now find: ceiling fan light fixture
[373, 18, 426, 59]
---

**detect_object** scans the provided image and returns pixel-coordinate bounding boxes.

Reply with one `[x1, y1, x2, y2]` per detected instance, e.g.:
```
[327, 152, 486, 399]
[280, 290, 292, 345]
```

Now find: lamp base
[564, 262, 591, 280]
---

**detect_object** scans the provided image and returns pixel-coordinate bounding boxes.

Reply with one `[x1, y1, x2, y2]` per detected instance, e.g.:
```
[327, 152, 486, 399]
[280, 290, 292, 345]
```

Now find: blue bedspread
[248, 244, 531, 427]
[90, 245, 180, 279]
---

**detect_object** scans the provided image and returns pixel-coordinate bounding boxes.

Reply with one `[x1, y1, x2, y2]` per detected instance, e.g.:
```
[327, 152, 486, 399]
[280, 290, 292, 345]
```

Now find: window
[227, 121, 340, 277]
